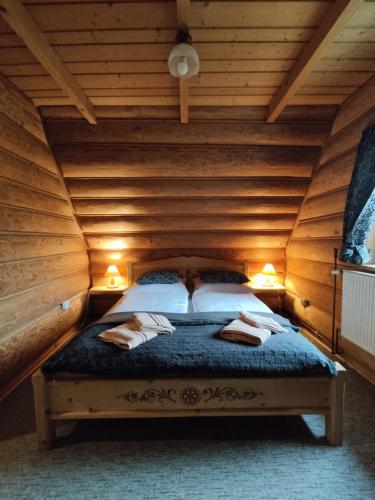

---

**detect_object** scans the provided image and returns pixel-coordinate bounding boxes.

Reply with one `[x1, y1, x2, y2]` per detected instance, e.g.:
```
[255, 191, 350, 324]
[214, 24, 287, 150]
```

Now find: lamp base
[107, 276, 119, 289]
[263, 278, 277, 287]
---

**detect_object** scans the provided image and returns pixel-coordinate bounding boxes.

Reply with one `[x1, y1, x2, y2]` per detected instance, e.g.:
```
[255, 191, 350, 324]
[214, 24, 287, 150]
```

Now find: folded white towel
[98, 313, 175, 350]
[133, 312, 175, 335]
[98, 321, 158, 350]
[220, 319, 271, 346]
[240, 311, 286, 334]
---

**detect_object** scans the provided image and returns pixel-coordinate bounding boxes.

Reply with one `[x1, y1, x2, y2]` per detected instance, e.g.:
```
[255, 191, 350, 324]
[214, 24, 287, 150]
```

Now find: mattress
[192, 283, 272, 313]
[43, 311, 337, 378]
[105, 282, 190, 314]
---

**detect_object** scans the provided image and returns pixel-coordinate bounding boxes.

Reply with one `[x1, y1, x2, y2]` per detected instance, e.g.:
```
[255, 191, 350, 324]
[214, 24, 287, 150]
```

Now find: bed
[32, 256, 346, 449]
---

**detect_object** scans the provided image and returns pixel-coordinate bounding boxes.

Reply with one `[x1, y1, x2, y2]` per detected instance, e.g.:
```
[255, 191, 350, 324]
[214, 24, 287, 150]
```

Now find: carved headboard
[127, 256, 246, 286]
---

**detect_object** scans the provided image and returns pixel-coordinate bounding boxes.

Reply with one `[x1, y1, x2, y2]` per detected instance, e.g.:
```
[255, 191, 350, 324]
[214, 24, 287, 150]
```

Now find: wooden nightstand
[250, 285, 286, 312]
[88, 286, 127, 320]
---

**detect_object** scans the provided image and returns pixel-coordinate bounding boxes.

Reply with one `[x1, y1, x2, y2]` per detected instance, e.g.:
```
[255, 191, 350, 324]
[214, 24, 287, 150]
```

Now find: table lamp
[262, 263, 277, 287]
[105, 264, 120, 289]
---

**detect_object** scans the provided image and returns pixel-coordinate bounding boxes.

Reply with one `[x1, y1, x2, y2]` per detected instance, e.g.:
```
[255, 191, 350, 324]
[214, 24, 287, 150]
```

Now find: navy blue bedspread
[42, 312, 336, 377]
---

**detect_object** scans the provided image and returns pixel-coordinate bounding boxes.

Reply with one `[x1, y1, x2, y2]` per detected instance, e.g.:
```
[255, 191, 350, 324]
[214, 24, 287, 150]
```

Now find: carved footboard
[32, 363, 346, 449]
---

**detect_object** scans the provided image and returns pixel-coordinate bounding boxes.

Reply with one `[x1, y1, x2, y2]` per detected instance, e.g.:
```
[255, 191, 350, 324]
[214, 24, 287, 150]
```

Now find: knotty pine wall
[0, 77, 89, 390]
[284, 76, 375, 380]
[43, 105, 333, 287]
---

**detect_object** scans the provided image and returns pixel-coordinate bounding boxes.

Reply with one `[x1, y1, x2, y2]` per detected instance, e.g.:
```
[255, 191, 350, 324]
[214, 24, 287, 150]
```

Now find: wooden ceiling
[0, 1, 374, 123]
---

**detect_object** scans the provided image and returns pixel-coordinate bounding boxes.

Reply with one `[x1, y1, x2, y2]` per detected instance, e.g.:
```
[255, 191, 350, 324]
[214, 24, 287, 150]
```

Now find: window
[340, 127, 375, 265]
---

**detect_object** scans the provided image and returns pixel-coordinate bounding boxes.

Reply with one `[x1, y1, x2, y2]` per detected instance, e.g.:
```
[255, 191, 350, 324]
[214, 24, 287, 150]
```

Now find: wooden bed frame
[32, 257, 346, 449]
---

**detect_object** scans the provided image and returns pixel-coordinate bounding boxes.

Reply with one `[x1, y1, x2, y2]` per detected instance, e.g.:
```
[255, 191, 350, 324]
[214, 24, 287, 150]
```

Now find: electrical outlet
[300, 298, 310, 308]
[331, 269, 341, 276]
[60, 300, 71, 311]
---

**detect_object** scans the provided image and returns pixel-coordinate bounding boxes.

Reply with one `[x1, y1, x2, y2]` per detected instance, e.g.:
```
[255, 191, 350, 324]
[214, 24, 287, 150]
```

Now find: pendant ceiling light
[168, 25, 199, 80]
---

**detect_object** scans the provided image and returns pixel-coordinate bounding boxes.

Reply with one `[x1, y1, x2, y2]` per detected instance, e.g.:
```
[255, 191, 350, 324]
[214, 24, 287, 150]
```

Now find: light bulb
[177, 57, 188, 77]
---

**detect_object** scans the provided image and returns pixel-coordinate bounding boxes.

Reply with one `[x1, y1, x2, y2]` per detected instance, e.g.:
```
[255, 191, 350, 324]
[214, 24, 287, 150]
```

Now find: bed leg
[32, 369, 55, 450]
[325, 364, 346, 446]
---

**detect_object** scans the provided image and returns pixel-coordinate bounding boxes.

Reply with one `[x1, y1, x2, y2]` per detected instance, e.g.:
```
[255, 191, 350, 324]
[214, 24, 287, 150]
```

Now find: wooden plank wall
[0, 77, 90, 388]
[43, 105, 333, 286]
[284, 76, 375, 376]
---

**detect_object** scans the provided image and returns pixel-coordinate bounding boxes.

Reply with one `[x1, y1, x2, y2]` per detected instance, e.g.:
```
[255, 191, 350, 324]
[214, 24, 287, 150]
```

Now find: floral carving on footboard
[203, 387, 262, 403]
[117, 388, 176, 405]
[117, 386, 262, 407]
[180, 386, 201, 406]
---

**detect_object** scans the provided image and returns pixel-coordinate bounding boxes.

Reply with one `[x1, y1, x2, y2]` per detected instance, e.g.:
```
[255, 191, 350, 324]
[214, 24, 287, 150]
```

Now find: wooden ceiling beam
[30, 95, 347, 108]
[0, 0, 96, 124]
[176, 0, 190, 124]
[266, 0, 364, 123]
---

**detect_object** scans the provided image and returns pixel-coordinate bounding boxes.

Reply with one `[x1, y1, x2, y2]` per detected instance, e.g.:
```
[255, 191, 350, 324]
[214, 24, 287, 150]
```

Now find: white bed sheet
[192, 282, 272, 313]
[105, 282, 189, 315]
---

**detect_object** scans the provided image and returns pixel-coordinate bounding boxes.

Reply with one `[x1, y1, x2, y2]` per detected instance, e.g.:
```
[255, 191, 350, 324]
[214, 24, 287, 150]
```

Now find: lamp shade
[168, 43, 199, 79]
[262, 263, 276, 275]
[105, 264, 120, 288]
[105, 264, 120, 277]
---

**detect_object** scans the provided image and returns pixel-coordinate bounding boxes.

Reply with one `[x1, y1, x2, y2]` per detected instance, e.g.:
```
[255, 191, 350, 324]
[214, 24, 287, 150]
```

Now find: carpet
[0, 369, 374, 500]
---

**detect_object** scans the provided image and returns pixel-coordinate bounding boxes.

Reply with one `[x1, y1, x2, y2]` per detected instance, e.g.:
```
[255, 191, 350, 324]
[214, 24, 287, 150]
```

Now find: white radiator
[341, 270, 375, 356]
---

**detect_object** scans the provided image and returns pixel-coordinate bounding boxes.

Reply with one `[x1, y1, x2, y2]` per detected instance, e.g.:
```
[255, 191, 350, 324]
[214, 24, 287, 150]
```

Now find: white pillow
[106, 282, 189, 314]
[192, 282, 271, 313]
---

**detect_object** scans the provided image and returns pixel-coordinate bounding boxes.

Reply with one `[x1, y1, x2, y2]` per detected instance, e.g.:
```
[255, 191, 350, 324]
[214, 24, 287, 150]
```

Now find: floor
[0, 370, 374, 500]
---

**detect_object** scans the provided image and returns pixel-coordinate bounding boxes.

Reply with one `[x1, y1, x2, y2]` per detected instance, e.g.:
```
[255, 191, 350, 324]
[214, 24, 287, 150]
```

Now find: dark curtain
[340, 126, 375, 264]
